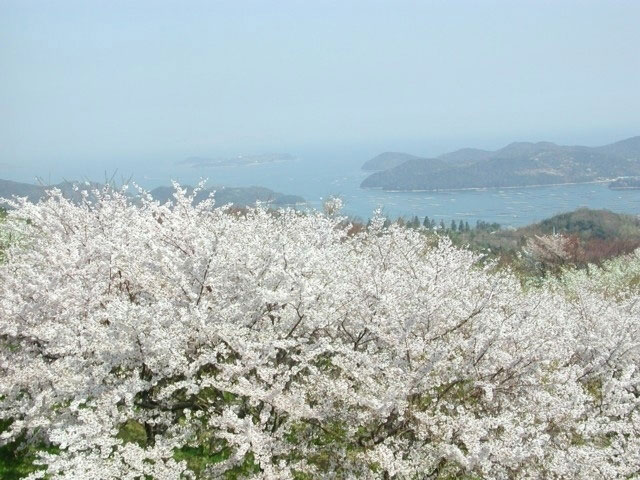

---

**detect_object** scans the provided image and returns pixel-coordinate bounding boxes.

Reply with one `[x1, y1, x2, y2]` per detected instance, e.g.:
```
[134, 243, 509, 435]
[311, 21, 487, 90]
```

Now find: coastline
[362, 179, 615, 193]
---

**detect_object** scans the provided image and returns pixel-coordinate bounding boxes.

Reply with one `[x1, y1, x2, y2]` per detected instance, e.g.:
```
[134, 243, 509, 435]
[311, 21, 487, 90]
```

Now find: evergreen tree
[450, 220, 457, 232]
[459, 220, 465, 232]
[423, 216, 430, 228]
[465, 221, 470, 232]
[439, 219, 446, 230]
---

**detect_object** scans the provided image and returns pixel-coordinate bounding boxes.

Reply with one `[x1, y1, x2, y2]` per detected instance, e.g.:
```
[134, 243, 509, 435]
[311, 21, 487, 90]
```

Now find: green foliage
[117, 418, 262, 478]
[117, 419, 148, 447]
[369, 209, 640, 274]
[221, 452, 261, 479]
[0, 420, 58, 480]
[173, 443, 232, 476]
[442, 209, 640, 278]
[0, 439, 42, 480]
[532, 208, 640, 240]
[583, 378, 604, 403]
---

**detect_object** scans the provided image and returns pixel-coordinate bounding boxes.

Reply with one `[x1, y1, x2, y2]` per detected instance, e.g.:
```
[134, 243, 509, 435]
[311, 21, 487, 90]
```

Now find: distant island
[178, 153, 295, 168]
[0, 179, 305, 208]
[361, 135, 640, 191]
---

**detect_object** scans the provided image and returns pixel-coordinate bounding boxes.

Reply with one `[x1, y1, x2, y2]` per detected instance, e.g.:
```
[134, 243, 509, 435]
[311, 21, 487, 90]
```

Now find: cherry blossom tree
[0, 185, 638, 479]
[523, 233, 582, 270]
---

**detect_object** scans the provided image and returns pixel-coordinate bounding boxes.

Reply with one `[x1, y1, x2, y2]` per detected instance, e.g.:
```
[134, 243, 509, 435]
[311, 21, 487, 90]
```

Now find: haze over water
[2, 1, 640, 226]
[174, 154, 640, 227]
[6, 144, 640, 227]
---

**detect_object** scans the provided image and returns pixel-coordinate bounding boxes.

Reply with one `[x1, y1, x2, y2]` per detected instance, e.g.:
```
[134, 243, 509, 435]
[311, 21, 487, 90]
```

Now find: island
[178, 153, 295, 168]
[361, 152, 423, 171]
[361, 135, 640, 191]
[0, 179, 305, 209]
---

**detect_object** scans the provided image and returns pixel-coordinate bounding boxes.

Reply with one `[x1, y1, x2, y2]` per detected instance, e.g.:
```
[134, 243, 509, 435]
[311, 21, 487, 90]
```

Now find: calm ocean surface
[10, 150, 640, 227]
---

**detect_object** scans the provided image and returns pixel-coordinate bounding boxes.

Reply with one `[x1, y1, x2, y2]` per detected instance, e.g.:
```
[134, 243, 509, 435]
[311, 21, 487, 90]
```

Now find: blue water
[7, 150, 640, 227]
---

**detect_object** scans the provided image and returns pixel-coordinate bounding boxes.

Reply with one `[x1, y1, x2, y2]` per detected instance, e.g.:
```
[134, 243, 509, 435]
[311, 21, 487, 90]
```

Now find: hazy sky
[1, 0, 639, 171]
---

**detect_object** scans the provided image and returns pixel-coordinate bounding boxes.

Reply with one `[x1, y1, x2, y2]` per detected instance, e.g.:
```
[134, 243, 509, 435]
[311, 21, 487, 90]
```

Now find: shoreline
[363, 179, 615, 193]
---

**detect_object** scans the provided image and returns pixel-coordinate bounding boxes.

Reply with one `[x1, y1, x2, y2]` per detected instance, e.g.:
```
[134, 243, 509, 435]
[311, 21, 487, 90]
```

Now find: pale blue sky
[1, 0, 639, 174]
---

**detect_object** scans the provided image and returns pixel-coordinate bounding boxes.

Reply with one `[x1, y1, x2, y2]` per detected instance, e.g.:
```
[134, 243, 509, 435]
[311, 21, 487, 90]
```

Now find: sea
[6, 148, 640, 228]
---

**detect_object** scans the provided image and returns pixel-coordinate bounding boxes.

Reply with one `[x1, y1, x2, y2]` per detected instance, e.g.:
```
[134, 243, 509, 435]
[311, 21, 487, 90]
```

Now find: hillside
[0, 179, 52, 203]
[442, 208, 640, 269]
[361, 152, 423, 171]
[518, 208, 640, 240]
[0, 179, 304, 208]
[361, 135, 640, 190]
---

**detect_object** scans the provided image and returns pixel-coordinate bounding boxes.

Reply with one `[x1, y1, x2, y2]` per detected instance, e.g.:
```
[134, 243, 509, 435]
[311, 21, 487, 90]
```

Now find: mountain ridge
[0, 179, 304, 208]
[361, 136, 640, 191]
[361, 152, 424, 171]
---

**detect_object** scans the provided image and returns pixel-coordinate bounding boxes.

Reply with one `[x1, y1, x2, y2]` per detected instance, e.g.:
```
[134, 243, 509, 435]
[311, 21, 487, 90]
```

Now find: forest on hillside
[377, 208, 640, 276]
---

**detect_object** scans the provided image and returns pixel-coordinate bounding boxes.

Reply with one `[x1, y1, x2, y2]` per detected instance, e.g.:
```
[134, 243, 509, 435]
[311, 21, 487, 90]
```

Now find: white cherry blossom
[1, 185, 638, 479]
